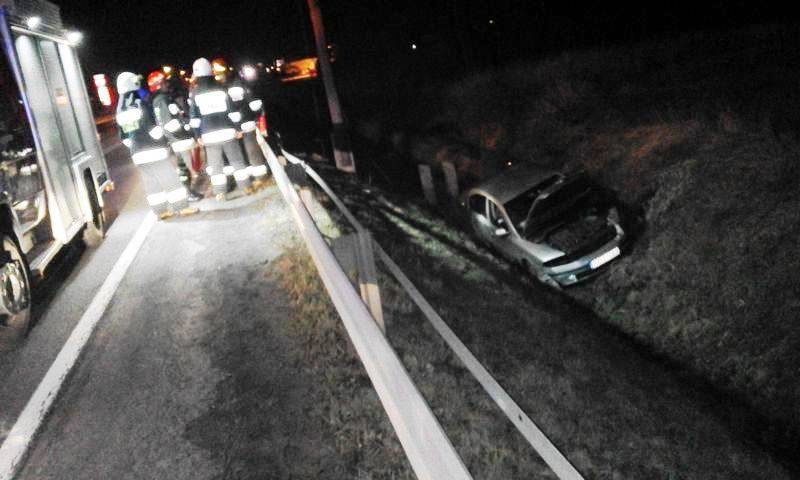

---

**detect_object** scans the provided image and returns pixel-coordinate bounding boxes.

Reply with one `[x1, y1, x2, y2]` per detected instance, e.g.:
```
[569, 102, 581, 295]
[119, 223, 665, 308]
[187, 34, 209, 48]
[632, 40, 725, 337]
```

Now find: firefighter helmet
[147, 70, 166, 92]
[211, 57, 229, 82]
[116, 72, 139, 95]
[211, 57, 227, 74]
[192, 57, 213, 78]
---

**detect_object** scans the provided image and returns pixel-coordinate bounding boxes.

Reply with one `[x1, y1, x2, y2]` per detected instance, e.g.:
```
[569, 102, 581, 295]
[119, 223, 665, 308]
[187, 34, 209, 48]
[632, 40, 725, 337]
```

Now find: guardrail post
[441, 161, 459, 199]
[418, 164, 436, 205]
[286, 163, 315, 212]
[356, 231, 385, 334]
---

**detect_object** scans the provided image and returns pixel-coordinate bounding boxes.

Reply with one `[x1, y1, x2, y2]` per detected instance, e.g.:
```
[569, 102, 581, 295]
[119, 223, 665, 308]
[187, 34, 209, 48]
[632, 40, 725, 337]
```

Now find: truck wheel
[0, 233, 32, 349]
[82, 176, 106, 248]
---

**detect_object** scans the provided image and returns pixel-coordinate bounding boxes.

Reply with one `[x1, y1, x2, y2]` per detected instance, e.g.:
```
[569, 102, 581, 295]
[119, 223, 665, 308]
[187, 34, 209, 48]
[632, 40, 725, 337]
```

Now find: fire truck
[0, 0, 110, 346]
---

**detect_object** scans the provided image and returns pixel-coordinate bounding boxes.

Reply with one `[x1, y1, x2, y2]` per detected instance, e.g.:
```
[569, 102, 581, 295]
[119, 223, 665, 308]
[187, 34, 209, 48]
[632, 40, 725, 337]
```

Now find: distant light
[163, 65, 173, 74]
[66, 30, 82, 45]
[489, 19, 495, 25]
[26, 16, 41, 29]
[411, 42, 417, 50]
[507, 161, 512, 166]
[179, 69, 186, 76]
[241, 64, 257, 81]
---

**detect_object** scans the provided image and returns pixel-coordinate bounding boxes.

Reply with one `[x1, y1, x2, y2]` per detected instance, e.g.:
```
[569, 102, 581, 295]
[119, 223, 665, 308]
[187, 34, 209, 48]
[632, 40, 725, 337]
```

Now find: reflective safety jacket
[189, 76, 238, 145]
[116, 91, 170, 164]
[226, 78, 264, 134]
[151, 90, 195, 152]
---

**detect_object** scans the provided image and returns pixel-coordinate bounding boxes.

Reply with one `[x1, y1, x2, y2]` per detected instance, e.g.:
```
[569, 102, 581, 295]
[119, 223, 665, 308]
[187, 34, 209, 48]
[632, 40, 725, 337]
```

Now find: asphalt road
[0, 134, 343, 478]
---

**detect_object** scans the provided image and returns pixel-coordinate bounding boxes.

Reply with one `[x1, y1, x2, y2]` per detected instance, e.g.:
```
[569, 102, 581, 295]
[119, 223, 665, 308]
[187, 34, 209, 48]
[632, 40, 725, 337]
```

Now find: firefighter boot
[179, 206, 200, 216]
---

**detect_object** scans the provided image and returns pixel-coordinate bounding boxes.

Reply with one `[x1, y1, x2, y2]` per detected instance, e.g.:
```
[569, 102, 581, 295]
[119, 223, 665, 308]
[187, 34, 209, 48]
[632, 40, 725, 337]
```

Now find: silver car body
[465, 163, 624, 287]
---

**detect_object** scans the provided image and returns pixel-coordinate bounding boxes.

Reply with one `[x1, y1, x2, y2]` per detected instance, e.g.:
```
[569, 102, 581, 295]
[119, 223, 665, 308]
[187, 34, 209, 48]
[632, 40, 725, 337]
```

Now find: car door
[485, 199, 518, 259]
[14, 34, 85, 241]
[468, 194, 494, 244]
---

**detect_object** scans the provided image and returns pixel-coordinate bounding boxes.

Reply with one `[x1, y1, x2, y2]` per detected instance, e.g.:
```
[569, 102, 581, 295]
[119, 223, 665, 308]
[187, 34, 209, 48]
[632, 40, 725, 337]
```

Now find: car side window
[469, 195, 486, 217]
[488, 201, 505, 227]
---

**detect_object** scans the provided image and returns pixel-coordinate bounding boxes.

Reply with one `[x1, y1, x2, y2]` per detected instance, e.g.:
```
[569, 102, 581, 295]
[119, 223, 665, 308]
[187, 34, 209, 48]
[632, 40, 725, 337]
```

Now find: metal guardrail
[274, 147, 585, 480]
[260, 139, 473, 479]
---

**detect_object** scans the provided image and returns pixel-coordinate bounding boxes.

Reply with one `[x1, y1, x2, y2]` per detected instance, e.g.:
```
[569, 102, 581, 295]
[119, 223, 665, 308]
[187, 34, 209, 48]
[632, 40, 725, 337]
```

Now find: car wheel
[0, 233, 32, 349]
[82, 176, 106, 248]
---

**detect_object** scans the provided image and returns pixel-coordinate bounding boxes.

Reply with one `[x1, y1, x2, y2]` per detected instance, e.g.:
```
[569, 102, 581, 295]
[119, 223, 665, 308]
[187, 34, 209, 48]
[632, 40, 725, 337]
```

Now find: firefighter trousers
[174, 149, 195, 188]
[242, 131, 268, 179]
[137, 153, 189, 214]
[205, 139, 252, 195]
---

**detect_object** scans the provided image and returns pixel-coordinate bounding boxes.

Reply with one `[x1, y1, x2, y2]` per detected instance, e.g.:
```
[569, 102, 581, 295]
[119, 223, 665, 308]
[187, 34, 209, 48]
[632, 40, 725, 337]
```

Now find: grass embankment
[267, 179, 792, 478]
[270, 239, 560, 478]
[270, 243, 412, 478]
[346, 25, 800, 456]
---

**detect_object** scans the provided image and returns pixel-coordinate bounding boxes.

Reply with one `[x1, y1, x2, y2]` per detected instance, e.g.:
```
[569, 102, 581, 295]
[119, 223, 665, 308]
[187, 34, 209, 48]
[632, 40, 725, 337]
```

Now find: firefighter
[189, 58, 253, 201]
[228, 65, 269, 189]
[147, 70, 202, 202]
[115, 72, 198, 219]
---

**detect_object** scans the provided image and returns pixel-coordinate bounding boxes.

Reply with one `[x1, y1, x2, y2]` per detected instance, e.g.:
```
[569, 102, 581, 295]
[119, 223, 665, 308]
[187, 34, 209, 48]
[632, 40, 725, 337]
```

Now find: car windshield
[524, 176, 604, 236]
[504, 175, 559, 228]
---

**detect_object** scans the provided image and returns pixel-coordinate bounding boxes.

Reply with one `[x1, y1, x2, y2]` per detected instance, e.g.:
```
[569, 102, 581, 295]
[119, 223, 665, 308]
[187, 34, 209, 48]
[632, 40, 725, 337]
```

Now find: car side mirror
[494, 227, 509, 237]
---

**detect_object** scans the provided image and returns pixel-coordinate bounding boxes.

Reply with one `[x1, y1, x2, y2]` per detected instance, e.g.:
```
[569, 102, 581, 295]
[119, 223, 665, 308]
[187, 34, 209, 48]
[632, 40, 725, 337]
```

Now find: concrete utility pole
[306, 0, 356, 173]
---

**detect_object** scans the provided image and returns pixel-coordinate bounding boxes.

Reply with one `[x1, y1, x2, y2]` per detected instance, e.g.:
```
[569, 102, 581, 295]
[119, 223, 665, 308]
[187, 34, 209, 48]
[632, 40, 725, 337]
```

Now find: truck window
[1, 48, 44, 227]
[39, 40, 84, 157]
[0, 47, 35, 162]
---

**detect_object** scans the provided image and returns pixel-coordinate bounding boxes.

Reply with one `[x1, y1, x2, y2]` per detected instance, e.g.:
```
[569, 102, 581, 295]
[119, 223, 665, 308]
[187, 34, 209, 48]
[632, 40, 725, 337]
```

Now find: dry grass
[348, 24, 800, 462]
[269, 242, 413, 479]
[307, 173, 794, 479]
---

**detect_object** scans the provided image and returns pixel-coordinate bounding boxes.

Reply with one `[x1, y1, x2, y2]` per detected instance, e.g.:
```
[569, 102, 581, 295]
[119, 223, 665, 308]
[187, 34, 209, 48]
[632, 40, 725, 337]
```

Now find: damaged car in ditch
[464, 163, 625, 287]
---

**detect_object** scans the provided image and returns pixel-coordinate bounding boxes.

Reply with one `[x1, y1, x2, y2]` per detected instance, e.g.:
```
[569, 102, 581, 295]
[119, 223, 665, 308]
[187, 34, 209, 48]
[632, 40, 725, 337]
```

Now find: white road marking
[0, 212, 157, 480]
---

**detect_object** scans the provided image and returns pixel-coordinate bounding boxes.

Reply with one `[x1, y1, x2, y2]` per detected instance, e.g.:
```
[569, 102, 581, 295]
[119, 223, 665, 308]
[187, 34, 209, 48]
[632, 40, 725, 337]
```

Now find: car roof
[467, 162, 561, 205]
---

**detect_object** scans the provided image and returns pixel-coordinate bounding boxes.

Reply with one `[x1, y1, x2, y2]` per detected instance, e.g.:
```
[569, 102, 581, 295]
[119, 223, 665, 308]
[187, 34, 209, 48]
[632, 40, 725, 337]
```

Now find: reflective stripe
[116, 108, 142, 124]
[171, 138, 195, 152]
[132, 148, 169, 165]
[240, 120, 256, 132]
[179, 175, 189, 181]
[222, 165, 235, 175]
[210, 174, 227, 185]
[189, 118, 201, 128]
[166, 187, 188, 203]
[146, 192, 167, 206]
[117, 108, 143, 134]
[228, 86, 244, 101]
[228, 112, 241, 123]
[184, 124, 191, 131]
[168, 103, 180, 115]
[248, 99, 262, 111]
[205, 166, 213, 175]
[164, 118, 182, 132]
[233, 168, 250, 181]
[122, 138, 132, 148]
[149, 126, 164, 140]
[250, 164, 268, 177]
[194, 90, 228, 115]
[201, 128, 236, 144]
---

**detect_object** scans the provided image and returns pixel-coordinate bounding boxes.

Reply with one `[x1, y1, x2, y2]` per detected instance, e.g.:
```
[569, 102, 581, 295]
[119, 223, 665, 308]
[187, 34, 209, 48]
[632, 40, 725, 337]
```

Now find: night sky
[57, 1, 800, 78]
